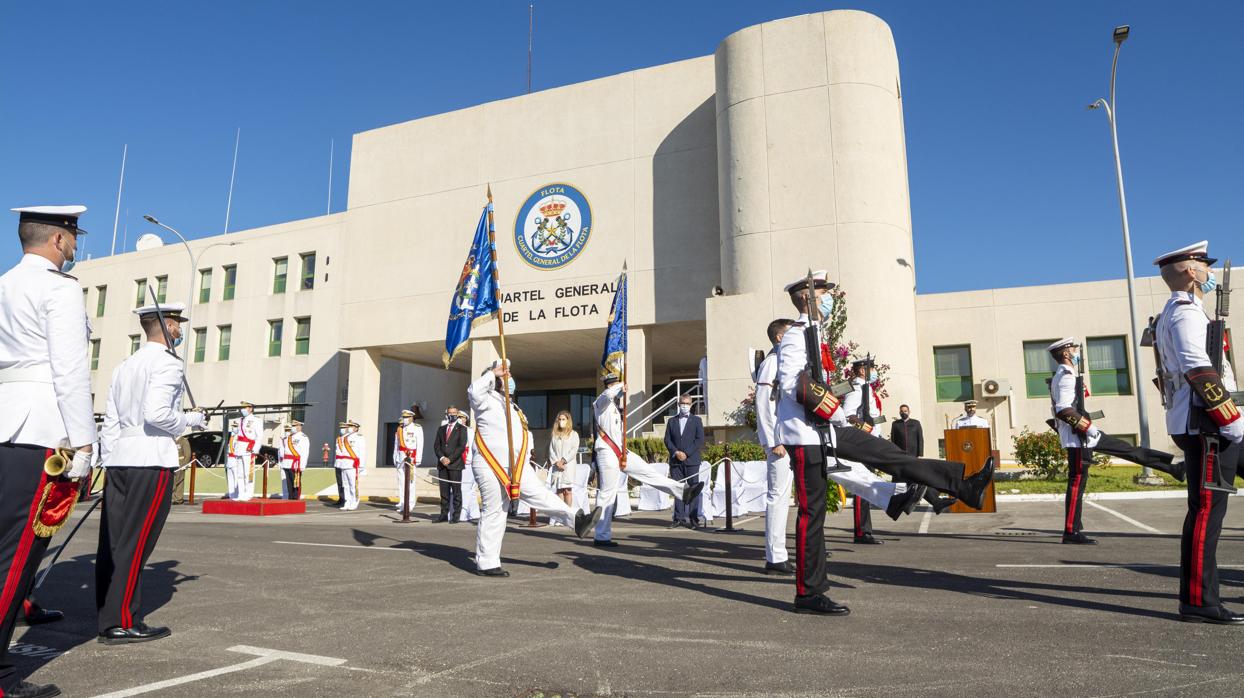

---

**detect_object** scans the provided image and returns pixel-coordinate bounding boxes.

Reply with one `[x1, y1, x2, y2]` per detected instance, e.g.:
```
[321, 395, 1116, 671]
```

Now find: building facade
[69, 10, 1238, 465]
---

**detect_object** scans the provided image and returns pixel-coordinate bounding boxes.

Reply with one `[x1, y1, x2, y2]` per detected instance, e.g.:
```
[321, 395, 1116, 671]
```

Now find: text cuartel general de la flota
[499, 281, 619, 323]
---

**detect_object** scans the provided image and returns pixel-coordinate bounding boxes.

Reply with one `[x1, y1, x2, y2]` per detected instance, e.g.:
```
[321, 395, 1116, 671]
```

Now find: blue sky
[1, 1, 1240, 293]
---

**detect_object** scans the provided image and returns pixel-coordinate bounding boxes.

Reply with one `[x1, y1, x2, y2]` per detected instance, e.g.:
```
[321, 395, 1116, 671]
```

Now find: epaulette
[48, 269, 77, 281]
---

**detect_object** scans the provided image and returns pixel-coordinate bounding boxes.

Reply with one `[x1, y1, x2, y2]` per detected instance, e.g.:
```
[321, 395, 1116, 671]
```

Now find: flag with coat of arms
[600, 264, 627, 380]
[442, 203, 500, 368]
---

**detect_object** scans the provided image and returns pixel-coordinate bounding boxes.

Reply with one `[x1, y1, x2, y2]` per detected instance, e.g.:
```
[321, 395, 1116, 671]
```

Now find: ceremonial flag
[600, 264, 627, 380]
[442, 204, 500, 368]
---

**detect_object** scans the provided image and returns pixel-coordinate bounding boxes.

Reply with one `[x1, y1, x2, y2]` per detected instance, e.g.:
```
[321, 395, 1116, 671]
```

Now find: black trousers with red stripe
[833, 426, 969, 496]
[1095, 433, 1181, 477]
[95, 467, 173, 632]
[852, 496, 872, 537]
[0, 443, 53, 682]
[1173, 434, 1239, 609]
[790, 445, 832, 600]
[1063, 448, 1090, 535]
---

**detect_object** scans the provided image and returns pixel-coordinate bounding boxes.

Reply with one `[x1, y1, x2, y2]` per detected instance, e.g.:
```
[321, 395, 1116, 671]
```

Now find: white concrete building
[68, 10, 1239, 467]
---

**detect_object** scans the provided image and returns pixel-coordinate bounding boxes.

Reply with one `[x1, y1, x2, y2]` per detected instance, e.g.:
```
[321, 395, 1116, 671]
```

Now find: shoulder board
[1174, 298, 1193, 306]
[48, 269, 78, 281]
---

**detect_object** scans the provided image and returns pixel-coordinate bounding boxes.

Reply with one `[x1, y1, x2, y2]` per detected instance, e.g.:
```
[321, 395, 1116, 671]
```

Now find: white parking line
[89, 645, 345, 697]
[997, 564, 1244, 569]
[274, 540, 409, 551]
[1085, 500, 1163, 534]
[918, 509, 933, 534]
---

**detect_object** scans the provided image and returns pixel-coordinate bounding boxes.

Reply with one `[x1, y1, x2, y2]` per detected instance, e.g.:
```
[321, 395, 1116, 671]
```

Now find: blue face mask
[868, 370, 878, 382]
[1200, 269, 1218, 295]
[172, 335, 183, 348]
[1071, 353, 1081, 366]
[817, 295, 834, 318]
[507, 377, 516, 395]
[60, 259, 76, 273]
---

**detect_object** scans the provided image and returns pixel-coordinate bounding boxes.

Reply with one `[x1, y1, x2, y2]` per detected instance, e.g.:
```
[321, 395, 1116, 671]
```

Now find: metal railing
[626, 378, 703, 437]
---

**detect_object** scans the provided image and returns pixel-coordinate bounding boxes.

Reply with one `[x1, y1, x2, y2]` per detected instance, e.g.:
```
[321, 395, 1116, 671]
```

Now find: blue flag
[442, 204, 500, 368]
[600, 267, 627, 380]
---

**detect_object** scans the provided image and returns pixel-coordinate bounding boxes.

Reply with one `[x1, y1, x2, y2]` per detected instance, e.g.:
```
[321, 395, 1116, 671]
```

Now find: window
[218, 325, 232, 361]
[294, 317, 311, 355]
[1023, 340, 1059, 398]
[95, 285, 107, 317]
[129, 334, 141, 355]
[300, 252, 316, 290]
[198, 269, 212, 303]
[1114, 433, 1138, 446]
[268, 319, 283, 357]
[514, 393, 549, 429]
[155, 275, 168, 303]
[134, 279, 147, 308]
[222, 265, 237, 301]
[193, 328, 207, 363]
[90, 339, 101, 370]
[1086, 336, 1132, 395]
[272, 257, 288, 294]
[933, 345, 973, 402]
[288, 382, 307, 423]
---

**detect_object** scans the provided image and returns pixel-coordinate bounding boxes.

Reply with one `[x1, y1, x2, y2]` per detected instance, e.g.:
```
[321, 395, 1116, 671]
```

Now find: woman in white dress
[547, 411, 579, 508]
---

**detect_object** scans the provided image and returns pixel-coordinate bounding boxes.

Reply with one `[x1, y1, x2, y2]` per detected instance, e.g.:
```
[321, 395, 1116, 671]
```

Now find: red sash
[599, 429, 624, 460]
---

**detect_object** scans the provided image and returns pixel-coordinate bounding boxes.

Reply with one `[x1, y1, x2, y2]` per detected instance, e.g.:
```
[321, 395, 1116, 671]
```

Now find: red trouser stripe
[853, 496, 862, 536]
[1191, 436, 1213, 607]
[0, 450, 50, 634]
[120, 470, 169, 628]
[1065, 449, 1082, 534]
[793, 448, 808, 597]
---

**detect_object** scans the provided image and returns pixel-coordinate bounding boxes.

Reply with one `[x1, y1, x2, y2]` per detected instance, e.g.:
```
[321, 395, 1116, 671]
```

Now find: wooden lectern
[944, 427, 996, 513]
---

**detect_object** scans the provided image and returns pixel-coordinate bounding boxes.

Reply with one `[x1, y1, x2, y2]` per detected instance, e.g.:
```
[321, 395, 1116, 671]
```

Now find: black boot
[1178, 604, 1244, 625]
[793, 594, 850, 615]
[1061, 532, 1097, 545]
[959, 457, 996, 510]
[574, 507, 603, 538]
[930, 496, 957, 514]
[5, 681, 61, 698]
[885, 485, 927, 521]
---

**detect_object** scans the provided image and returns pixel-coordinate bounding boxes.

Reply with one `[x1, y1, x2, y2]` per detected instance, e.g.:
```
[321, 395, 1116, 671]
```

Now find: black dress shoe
[5, 681, 61, 698]
[475, 567, 510, 577]
[931, 496, 957, 515]
[1062, 532, 1098, 545]
[1167, 461, 1187, 483]
[574, 507, 603, 539]
[793, 594, 850, 616]
[593, 539, 619, 547]
[960, 456, 996, 510]
[433, 515, 449, 523]
[682, 481, 705, 508]
[98, 623, 172, 644]
[853, 534, 884, 545]
[885, 485, 926, 521]
[667, 521, 685, 529]
[1178, 604, 1244, 625]
[764, 560, 796, 576]
[18, 603, 64, 627]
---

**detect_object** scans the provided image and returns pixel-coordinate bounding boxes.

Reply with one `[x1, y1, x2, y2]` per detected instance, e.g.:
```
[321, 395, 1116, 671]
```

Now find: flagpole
[619, 263, 628, 471]
[486, 185, 519, 496]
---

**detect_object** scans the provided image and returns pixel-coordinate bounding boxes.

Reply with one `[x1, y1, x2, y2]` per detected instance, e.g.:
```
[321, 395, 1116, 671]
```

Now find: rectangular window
[288, 382, 307, 423]
[95, 285, 107, 317]
[155, 275, 168, 303]
[218, 325, 232, 361]
[193, 327, 207, 363]
[90, 339, 101, 370]
[268, 319, 283, 357]
[198, 268, 212, 304]
[1086, 335, 1132, 396]
[1023, 340, 1059, 398]
[222, 265, 237, 301]
[134, 279, 147, 308]
[933, 345, 973, 402]
[300, 252, 316, 290]
[129, 334, 141, 355]
[273, 257, 288, 294]
[294, 317, 311, 355]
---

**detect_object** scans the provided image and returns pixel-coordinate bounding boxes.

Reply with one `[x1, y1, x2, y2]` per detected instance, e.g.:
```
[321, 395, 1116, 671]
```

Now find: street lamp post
[1088, 25, 1160, 485]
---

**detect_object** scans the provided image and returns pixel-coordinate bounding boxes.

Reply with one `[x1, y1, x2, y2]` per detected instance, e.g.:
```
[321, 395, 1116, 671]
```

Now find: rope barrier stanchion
[262, 459, 269, 499]
[188, 459, 198, 505]
[522, 459, 547, 528]
[714, 446, 739, 534]
[397, 459, 415, 524]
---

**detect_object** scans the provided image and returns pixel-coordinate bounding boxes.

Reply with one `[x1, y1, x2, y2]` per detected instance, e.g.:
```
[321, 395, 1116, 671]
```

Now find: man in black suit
[664, 394, 705, 528]
[890, 404, 953, 512]
[433, 406, 468, 523]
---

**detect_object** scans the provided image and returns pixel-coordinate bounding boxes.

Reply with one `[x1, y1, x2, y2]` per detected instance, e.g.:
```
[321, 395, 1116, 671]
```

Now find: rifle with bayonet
[1201, 258, 1237, 493]
[794, 269, 850, 475]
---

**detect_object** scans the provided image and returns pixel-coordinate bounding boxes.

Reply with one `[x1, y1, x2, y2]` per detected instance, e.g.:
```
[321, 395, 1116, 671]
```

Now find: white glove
[1085, 425, 1102, 440]
[185, 409, 207, 429]
[68, 448, 93, 479]
[1222, 419, 1244, 444]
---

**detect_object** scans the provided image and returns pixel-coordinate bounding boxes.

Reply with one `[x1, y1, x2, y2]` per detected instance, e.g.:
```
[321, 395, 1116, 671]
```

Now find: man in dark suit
[433, 406, 468, 523]
[664, 394, 705, 528]
[890, 404, 954, 512]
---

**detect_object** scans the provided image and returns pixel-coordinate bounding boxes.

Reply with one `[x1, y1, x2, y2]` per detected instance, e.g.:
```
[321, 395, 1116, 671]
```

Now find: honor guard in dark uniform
[0, 205, 97, 698]
[1046, 337, 1186, 545]
[775, 271, 996, 615]
[1152, 241, 1243, 624]
[96, 302, 206, 643]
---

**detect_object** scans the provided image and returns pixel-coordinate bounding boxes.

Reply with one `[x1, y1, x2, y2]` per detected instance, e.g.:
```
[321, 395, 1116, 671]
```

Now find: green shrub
[626, 437, 667, 464]
[1013, 428, 1066, 479]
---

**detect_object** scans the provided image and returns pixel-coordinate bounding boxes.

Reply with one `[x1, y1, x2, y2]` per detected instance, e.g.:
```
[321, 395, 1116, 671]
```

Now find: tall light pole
[1088, 25, 1159, 484]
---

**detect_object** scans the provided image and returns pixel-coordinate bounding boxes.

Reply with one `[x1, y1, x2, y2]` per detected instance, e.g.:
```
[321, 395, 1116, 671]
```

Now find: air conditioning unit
[978, 378, 1011, 398]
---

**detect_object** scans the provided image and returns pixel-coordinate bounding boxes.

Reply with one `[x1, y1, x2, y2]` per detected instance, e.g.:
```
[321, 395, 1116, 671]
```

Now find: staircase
[627, 379, 703, 441]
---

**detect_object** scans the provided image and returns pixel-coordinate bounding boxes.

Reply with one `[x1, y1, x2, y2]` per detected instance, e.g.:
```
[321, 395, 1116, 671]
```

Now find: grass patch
[994, 465, 1185, 495]
[179, 465, 339, 497]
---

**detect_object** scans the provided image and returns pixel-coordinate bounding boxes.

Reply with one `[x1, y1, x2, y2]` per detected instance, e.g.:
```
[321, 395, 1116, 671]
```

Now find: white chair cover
[637, 462, 674, 511]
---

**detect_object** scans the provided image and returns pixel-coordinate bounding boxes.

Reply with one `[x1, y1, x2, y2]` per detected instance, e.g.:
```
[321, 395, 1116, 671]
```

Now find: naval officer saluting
[96, 301, 206, 644]
[0, 206, 97, 698]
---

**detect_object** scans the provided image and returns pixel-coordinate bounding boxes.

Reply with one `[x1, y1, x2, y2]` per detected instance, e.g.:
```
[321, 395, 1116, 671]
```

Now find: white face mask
[339, 428, 347, 436]
[678, 404, 691, 416]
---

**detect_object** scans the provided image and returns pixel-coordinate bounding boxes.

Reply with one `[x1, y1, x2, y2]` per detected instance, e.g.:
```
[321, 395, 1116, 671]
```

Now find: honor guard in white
[1152, 241, 1243, 625]
[1046, 337, 1185, 545]
[393, 407, 424, 512]
[467, 360, 599, 576]
[226, 402, 263, 501]
[96, 302, 205, 645]
[279, 420, 309, 500]
[951, 401, 989, 429]
[591, 374, 701, 547]
[0, 206, 96, 698]
[335, 420, 367, 510]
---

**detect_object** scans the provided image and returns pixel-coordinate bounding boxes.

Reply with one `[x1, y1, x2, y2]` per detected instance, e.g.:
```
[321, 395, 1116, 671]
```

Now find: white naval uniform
[951, 414, 989, 429]
[458, 428, 481, 522]
[393, 422, 423, 510]
[468, 373, 578, 570]
[278, 430, 310, 499]
[1050, 364, 1102, 449]
[98, 343, 193, 468]
[754, 349, 793, 564]
[772, 316, 903, 510]
[335, 431, 367, 510]
[592, 382, 687, 542]
[1155, 291, 1240, 435]
[227, 413, 264, 501]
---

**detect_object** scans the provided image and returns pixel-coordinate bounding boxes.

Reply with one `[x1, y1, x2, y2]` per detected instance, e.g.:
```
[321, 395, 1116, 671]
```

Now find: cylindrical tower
[707, 10, 920, 420]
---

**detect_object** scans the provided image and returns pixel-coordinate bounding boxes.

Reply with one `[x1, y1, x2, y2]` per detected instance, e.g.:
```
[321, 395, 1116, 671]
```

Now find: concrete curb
[993, 489, 1240, 503]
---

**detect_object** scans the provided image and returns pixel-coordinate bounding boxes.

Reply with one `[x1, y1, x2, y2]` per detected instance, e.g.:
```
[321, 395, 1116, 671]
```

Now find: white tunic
[951, 414, 989, 429]
[1049, 363, 1101, 448]
[593, 382, 625, 453]
[393, 423, 424, 467]
[230, 414, 264, 458]
[1154, 291, 1237, 435]
[335, 432, 367, 472]
[99, 342, 189, 468]
[775, 314, 840, 447]
[279, 431, 310, 470]
[753, 351, 780, 450]
[467, 373, 530, 473]
[0, 253, 96, 449]
[841, 377, 881, 429]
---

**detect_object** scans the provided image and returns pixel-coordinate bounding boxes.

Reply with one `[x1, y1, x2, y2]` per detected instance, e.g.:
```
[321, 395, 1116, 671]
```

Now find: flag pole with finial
[486, 184, 519, 498]
[619, 261, 629, 471]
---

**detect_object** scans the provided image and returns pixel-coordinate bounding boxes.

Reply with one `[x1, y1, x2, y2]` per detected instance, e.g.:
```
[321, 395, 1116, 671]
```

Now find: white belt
[0, 365, 54, 384]
[120, 426, 175, 438]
